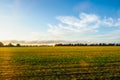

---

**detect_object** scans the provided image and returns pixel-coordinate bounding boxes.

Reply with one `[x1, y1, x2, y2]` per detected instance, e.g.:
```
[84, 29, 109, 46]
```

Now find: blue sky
[0, 0, 120, 43]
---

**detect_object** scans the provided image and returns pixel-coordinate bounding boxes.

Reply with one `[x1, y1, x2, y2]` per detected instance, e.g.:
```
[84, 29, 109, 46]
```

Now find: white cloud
[50, 13, 100, 35]
[102, 17, 120, 27]
[47, 13, 120, 42]
[115, 18, 120, 27]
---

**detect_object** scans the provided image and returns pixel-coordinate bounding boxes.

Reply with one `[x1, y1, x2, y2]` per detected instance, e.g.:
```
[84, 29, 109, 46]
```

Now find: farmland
[0, 46, 120, 80]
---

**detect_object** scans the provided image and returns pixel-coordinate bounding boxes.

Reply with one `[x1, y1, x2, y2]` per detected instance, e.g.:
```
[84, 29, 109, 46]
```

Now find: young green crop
[0, 46, 120, 80]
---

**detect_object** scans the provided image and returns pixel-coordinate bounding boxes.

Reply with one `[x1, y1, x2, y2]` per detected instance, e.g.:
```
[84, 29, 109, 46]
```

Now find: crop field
[0, 46, 120, 80]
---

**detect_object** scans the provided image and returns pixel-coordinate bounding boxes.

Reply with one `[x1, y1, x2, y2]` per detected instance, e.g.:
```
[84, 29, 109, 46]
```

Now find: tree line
[0, 42, 21, 47]
[0, 42, 120, 47]
[55, 43, 120, 46]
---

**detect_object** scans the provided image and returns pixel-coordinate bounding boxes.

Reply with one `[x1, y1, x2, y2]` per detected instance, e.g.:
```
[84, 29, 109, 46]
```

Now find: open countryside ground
[0, 46, 120, 80]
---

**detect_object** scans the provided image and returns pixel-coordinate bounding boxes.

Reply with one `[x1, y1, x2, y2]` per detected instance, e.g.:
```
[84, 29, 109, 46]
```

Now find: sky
[0, 0, 120, 43]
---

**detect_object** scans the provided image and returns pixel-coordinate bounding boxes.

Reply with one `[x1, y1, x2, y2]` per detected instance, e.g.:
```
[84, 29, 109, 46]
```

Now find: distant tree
[116, 43, 120, 46]
[108, 43, 115, 46]
[55, 43, 63, 46]
[99, 43, 102, 46]
[16, 43, 21, 47]
[0, 42, 4, 47]
[84, 43, 88, 46]
[8, 43, 14, 47]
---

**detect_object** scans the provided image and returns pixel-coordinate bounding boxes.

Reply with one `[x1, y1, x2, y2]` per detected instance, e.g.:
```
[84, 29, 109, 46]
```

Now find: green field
[0, 46, 120, 80]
